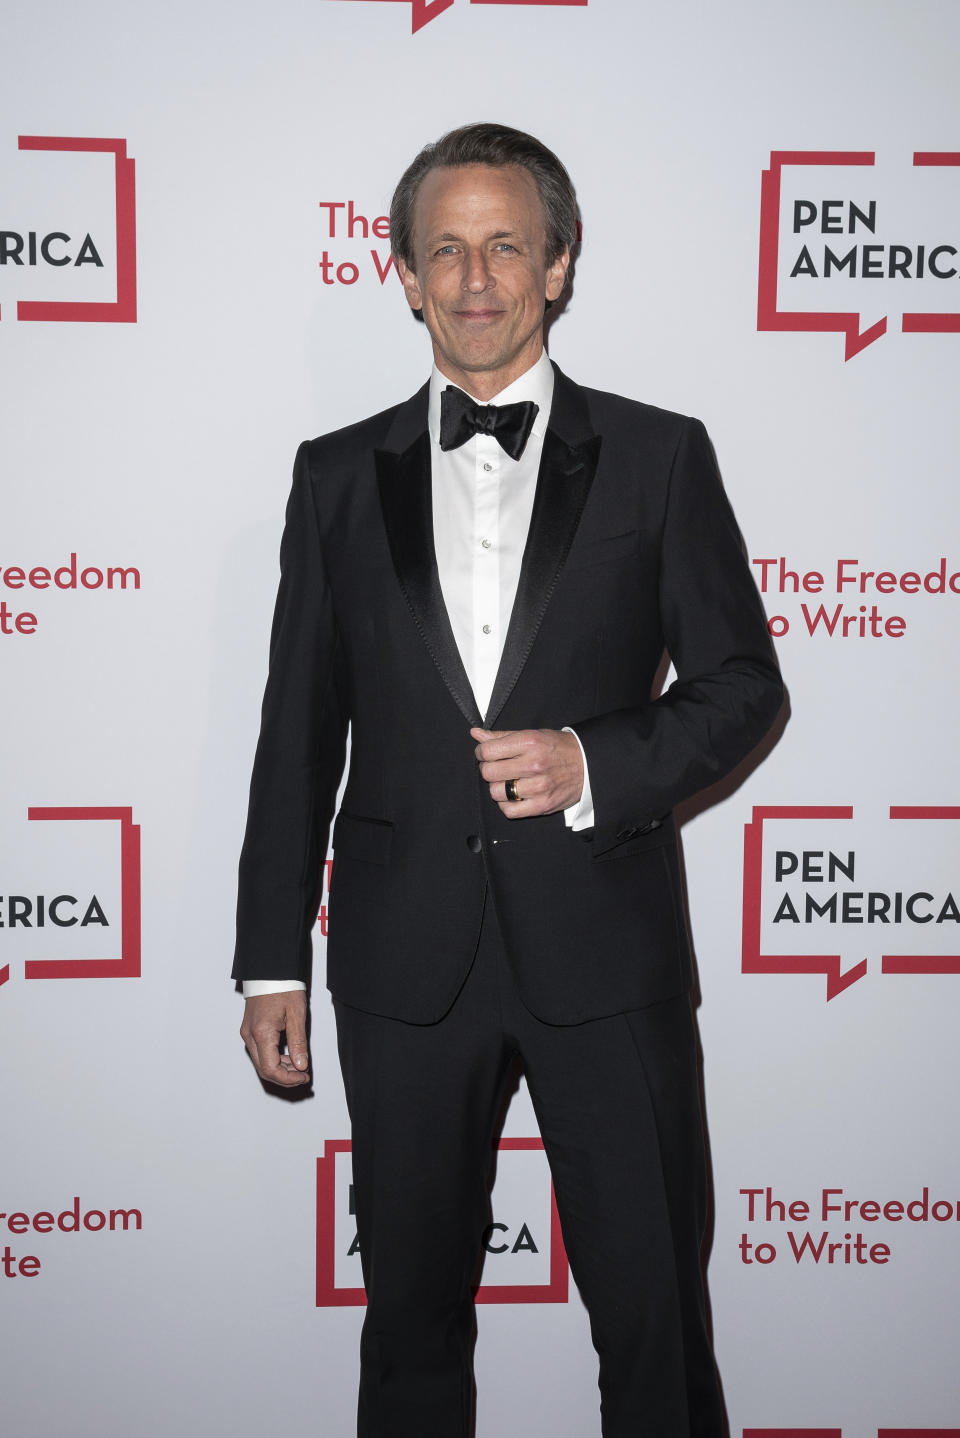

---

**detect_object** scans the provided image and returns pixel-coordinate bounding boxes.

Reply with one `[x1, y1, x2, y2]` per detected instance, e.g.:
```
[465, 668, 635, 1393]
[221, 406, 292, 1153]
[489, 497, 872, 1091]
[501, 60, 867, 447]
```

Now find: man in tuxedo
[234, 122, 782, 1436]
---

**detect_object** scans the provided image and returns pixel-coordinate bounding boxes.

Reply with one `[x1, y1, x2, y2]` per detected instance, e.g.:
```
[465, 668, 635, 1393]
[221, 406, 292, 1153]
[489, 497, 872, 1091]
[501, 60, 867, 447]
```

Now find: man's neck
[434, 345, 546, 404]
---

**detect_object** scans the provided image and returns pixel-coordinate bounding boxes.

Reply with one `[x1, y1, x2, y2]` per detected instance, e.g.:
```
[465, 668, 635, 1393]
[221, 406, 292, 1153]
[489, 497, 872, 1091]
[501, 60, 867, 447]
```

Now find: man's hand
[471, 727, 584, 819]
[240, 990, 311, 1087]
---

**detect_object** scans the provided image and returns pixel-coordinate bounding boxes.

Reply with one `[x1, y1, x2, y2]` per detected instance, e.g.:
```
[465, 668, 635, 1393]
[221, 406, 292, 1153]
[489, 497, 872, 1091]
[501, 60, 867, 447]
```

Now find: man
[234, 122, 782, 1436]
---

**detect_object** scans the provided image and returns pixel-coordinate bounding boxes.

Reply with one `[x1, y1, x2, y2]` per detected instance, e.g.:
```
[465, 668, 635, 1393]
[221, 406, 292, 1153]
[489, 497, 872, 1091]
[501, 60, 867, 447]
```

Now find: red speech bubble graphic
[23, 807, 141, 979]
[329, 0, 585, 32]
[758, 151, 886, 361]
[742, 805, 867, 1000]
[316, 1136, 568, 1305]
[743, 804, 960, 998]
[3, 137, 137, 324]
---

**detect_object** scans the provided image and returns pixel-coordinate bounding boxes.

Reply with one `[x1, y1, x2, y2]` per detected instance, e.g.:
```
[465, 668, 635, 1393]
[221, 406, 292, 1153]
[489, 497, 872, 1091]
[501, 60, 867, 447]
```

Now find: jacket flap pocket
[592, 819, 672, 862]
[332, 812, 394, 865]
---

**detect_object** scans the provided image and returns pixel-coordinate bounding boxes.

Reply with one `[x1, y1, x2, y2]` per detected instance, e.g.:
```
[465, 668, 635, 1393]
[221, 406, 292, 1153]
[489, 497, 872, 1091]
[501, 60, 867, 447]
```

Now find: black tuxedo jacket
[233, 365, 782, 1024]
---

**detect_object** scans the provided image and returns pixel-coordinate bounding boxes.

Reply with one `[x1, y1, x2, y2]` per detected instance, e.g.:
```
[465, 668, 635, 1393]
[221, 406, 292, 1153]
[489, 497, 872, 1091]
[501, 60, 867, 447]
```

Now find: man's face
[398, 164, 570, 400]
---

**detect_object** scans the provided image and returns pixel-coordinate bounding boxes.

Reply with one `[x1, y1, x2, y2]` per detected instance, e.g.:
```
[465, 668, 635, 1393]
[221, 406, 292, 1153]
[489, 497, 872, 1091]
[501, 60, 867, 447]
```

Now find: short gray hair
[390, 122, 580, 270]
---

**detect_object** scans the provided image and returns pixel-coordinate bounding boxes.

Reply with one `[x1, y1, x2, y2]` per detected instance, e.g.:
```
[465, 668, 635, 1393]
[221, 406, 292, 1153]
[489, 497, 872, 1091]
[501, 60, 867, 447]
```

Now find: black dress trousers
[334, 895, 724, 1438]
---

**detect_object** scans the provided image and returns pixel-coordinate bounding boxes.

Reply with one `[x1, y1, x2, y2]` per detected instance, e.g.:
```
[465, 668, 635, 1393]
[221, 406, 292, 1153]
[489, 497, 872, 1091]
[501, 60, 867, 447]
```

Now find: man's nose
[462, 249, 493, 292]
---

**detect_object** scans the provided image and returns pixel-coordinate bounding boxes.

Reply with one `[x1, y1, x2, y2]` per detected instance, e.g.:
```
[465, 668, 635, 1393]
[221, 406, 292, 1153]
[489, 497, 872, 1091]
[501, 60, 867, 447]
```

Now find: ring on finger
[505, 778, 521, 803]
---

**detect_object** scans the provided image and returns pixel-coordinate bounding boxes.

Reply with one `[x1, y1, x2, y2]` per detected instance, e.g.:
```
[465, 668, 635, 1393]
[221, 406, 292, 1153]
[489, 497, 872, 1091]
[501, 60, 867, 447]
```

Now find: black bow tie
[439, 385, 539, 462]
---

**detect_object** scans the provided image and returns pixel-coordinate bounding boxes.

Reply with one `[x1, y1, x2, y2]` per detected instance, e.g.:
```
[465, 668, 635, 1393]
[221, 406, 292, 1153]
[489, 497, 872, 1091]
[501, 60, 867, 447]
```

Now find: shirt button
[482, 462, 493, 472]
[466, 834, 482, 854]
[482, 624, 492, 635]
[481, 538, 492, 549]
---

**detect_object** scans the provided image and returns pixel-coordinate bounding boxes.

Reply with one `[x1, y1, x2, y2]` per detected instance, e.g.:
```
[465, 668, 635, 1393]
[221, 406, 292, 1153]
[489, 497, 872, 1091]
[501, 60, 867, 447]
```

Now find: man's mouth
[453, 308, 505, 322]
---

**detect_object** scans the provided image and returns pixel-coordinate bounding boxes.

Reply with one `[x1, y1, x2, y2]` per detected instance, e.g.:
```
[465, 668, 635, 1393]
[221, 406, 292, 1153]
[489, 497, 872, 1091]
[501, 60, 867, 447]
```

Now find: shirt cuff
[242, 979, 307, 998]
[561, 726, 595, 832]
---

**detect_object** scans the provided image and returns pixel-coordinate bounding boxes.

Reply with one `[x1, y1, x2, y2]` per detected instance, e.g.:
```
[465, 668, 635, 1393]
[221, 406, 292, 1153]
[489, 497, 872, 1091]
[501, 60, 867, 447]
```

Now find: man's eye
[434, 245, 457, 256]
[495, 243, 517, 253]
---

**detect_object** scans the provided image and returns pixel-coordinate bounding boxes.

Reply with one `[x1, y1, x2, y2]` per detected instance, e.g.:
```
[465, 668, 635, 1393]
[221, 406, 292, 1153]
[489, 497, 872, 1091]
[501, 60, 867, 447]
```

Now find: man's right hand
[240, 990, 311, 1087]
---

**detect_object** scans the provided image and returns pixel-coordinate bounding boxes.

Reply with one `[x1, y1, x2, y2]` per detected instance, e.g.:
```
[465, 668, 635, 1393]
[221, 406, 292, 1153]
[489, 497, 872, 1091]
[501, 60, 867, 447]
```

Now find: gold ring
[505, 779, 520, 803]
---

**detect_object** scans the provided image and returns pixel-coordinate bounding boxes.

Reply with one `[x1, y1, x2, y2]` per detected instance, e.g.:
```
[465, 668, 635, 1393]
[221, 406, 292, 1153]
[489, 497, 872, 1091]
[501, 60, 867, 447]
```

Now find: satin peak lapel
[485, 425, 601, 726]
[375, 432, 482, 726]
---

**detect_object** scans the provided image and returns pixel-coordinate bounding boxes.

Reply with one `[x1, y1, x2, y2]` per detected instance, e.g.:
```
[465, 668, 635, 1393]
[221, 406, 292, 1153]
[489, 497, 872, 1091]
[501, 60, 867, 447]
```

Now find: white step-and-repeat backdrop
[3, 2, 957, 1435]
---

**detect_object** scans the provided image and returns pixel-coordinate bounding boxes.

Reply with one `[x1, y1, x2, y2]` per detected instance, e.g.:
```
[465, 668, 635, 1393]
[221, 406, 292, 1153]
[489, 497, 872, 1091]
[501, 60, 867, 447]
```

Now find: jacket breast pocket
[332, 811, 394, 866]
[564, 528, 638, 573]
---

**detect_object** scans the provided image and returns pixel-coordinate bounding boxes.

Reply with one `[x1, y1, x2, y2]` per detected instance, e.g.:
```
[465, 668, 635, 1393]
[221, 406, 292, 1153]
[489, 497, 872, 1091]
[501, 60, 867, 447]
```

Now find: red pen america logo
[0, 136, 136, 323]
[758, 150, 959, 359]
[0, 807, 141, 990]
[742, 805, 960, 999]
[325, 0, 587, 36]
[316, 1137, 568, 1305]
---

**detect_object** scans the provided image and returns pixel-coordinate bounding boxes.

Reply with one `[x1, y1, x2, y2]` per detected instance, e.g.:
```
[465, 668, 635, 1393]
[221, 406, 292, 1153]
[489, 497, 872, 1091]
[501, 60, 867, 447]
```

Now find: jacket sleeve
[574, 416, 783, 854]
[232, 442, 349, 982]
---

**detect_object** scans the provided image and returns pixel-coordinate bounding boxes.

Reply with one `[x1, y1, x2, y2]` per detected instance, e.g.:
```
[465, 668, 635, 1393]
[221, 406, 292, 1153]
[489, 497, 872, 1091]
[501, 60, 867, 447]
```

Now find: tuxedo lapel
[375, 412, 482, 727]
[485, 369, 601, 726]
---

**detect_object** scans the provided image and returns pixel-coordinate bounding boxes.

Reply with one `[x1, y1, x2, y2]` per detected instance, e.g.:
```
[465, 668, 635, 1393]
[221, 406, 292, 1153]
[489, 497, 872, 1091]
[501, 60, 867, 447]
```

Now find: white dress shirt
[244, 350, 593, 998]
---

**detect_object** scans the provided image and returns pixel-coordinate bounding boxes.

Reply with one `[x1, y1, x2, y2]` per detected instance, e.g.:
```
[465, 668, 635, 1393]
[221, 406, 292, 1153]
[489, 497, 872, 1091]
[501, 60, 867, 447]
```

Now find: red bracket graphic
[317, 1136, 568, 1305]
[881, 807, 960, 976]
[879, 1430, 960, 1437]
[742, 805, 867, 1000]
[744, 1430, 841, 1437]
[758, 150, 885, 360]
[7, 137, 137, 324]
[315, 1138, 357, 1305]
[24, 807, 141, 979]
[901, 152, 960, 336]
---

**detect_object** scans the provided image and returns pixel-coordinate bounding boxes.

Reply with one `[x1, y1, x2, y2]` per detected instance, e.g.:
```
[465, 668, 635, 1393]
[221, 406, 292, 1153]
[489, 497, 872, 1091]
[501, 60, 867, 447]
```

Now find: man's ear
[398, 259, 423, 313]
[545, 246, 571, 303]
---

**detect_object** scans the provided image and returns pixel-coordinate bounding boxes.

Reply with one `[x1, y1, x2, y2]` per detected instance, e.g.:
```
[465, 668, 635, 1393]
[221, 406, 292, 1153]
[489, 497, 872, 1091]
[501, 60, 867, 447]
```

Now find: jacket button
[616, 825, 638, 842]
[466, 834, 482, 853]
